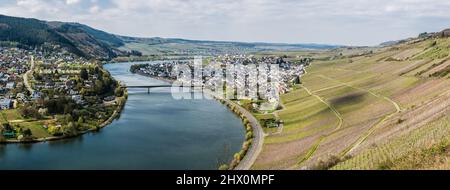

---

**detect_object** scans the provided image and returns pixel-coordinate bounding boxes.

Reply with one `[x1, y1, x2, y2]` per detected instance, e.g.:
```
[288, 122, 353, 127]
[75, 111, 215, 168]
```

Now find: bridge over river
[122, 85, 203, 94]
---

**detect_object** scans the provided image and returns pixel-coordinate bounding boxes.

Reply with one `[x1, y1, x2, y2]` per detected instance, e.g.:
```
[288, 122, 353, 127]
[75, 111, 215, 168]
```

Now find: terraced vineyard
[252, 34, 450, 170]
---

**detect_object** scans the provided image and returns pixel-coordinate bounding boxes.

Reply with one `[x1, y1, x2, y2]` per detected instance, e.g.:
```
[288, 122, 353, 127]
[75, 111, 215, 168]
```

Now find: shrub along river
[0, 62, 244, 169]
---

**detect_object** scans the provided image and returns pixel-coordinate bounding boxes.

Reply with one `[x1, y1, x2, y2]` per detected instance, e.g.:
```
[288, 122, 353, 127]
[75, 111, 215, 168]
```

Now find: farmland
[252, 35, 449, 169]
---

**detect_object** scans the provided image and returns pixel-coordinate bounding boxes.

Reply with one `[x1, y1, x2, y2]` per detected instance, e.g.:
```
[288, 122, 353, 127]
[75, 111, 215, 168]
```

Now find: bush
[233, 153, 241, 162]
[312, 155, 342, 170]
[242, 142, 250, 151]
[429, 41, 437, 47]
[218, 164, 229, 170]
[246, 124, 252, 131]
[238, 149, 247, 159]
[48, 126, 62, 136]
[377, 158, 394, 170]
[245, 131, 253, 140]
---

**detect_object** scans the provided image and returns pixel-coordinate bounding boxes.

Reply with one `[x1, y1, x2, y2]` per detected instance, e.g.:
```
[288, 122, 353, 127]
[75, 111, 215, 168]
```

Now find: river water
[0, 62, 244, 170]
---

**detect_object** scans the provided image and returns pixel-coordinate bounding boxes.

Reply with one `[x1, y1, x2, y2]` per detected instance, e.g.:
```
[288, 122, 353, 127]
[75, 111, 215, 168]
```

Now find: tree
[115, 86, 123, 97]
[19, 104, 42, 119]
[94, 66, 101, 75]
[80, 68, 88, 80]
[22, 128, 32, 137]
[94, 80, 104, 94]
[44, 97, 77, 115]
[77, 116, 84, 125]
[48, 126, 62, 136]
[1, 123, 13, 132]
[62, 122, 77, 136]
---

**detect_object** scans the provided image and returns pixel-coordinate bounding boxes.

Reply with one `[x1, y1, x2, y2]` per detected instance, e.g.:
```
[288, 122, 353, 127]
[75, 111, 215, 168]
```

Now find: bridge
[122, 85, 203, 94]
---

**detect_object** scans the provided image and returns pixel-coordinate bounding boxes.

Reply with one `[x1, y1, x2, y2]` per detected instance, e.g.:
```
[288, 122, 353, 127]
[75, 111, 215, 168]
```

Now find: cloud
[0, 0, 449, 45]
[66, 0, 81, 5]
[89, 5, 99, 13]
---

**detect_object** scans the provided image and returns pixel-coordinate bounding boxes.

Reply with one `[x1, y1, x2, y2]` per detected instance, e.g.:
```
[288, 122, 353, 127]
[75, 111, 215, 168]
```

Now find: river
[0, 62, 244, 170]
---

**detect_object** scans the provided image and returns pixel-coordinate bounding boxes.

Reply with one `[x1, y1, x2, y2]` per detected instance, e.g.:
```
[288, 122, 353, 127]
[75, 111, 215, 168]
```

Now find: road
[201, 89, 265, 170]
[221, 98, 265, 170]
[23, 56, 35, 94]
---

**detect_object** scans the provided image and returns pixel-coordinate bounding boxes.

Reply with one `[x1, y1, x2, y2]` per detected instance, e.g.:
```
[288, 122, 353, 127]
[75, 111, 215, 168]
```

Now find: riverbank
[216, 97, 265, 170]
[1, 83, 128, 144]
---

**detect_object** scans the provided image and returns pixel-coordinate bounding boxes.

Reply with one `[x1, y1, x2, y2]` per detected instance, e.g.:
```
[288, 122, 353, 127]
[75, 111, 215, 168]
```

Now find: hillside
[118, 36, 339, 55]
[0, 14, 123, 59]
[252, 32, 449, 170]
[0, 15, 340, 59]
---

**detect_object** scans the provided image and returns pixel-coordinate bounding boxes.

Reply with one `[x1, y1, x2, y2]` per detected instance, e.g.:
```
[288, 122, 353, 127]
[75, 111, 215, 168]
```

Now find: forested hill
[0, 14, 123, 60]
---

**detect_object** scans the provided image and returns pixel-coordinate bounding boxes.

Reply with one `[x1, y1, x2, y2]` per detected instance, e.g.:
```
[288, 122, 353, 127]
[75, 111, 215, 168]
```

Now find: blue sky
[1, 0, 449, 46]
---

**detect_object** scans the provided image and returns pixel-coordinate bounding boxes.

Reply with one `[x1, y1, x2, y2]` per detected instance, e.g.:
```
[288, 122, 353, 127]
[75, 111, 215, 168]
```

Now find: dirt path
[23, 56, 35, 94]
[293, 85, 344, 168]
[316, 75, 402, 157]
[270, 100, 285, 135]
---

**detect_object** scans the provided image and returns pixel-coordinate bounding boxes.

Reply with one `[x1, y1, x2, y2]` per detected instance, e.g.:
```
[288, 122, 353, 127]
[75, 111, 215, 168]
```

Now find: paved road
[23, 56, 35, 94]
[220, 98, 265, 170]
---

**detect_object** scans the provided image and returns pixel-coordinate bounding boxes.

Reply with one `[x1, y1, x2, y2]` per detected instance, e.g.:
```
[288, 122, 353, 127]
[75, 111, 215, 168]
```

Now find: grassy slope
[253, 37, 450, 169]
[0, 109, 50, 139]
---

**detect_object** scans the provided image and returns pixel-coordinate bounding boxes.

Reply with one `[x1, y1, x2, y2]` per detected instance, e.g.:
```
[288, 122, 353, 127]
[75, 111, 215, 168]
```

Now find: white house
[0, 98, 12, 110]
[5, 82, 15, 89]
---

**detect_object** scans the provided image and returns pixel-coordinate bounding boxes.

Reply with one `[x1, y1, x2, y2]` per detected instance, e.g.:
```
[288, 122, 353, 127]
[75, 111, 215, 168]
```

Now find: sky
[0, 0, 449, 46]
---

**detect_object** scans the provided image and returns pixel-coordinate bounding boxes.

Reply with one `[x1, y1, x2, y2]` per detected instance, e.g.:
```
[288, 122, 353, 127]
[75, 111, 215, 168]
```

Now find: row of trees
[80, 67, 117, 95]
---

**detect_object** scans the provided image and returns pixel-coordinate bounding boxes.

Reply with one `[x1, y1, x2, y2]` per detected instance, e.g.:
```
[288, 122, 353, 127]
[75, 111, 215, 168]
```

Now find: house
[31, 91, 42, 100]
[69, 89, 79, 95]
[44, 80, 55, 88]
[72, 95, 83, 104]
[0, 98, 12, 110]
[16, 93, 26, 101]
[5, 82, 15, 89]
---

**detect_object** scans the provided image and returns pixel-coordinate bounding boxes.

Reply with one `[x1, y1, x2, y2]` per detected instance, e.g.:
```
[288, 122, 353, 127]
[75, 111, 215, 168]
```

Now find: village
[0, 46, 31, 110]
[0, 45, 125, 142]
[130, 55, 309, 113]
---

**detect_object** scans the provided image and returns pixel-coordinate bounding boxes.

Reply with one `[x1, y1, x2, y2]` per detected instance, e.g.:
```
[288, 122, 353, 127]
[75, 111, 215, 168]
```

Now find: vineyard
[333, 113, 449, 169]
[252, 33, 450, 170]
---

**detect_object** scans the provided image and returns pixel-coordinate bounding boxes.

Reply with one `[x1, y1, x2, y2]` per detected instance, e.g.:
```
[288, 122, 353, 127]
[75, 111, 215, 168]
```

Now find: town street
[23, 55, 35, 94]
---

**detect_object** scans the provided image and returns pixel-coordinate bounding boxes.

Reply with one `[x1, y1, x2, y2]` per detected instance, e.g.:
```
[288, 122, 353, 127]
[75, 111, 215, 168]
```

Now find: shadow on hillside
[329, 92, 367, 107]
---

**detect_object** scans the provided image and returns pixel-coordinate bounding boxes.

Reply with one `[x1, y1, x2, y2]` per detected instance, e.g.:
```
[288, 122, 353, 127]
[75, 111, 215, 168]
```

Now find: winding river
[0, 62, 244, 170]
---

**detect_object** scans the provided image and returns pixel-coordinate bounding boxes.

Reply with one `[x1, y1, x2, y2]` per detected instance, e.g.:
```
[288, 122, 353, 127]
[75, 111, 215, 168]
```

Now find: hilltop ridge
[0, 14, 341, 59]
